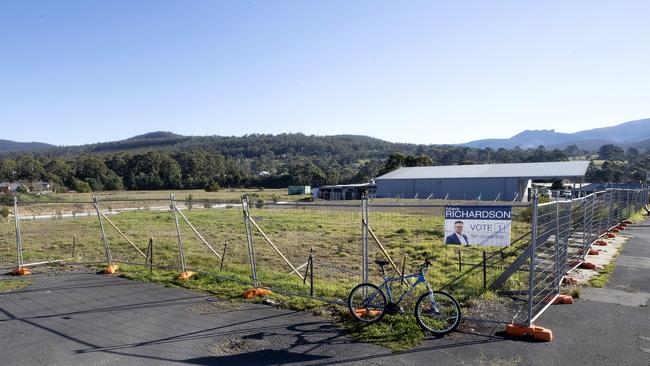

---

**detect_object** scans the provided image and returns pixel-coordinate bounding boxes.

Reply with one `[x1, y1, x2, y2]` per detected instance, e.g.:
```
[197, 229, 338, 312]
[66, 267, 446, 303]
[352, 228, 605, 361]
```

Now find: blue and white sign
[444, 206, 512, 247]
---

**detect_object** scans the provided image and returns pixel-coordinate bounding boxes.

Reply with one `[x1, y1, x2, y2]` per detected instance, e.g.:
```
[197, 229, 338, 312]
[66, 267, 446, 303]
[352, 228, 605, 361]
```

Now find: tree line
[0, 134, 648, 193]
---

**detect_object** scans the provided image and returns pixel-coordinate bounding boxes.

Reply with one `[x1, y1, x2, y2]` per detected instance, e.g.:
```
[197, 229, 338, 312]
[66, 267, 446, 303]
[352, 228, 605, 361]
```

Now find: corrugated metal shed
[376, 161, 590, 180]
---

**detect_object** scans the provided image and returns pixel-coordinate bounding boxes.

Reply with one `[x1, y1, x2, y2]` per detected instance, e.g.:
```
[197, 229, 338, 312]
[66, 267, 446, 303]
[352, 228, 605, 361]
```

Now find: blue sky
[1, 1, 649, 146]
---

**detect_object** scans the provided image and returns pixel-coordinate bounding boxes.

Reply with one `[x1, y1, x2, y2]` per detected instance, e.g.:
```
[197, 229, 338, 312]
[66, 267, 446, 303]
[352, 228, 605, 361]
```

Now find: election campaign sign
[444, 206, 512, 247]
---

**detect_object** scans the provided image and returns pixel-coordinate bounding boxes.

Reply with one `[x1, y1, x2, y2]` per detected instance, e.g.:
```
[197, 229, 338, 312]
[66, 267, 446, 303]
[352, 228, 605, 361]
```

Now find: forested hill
[38, 132, 398, 162]
[0, 132, 648, 193]
[0, 139, 55, 154]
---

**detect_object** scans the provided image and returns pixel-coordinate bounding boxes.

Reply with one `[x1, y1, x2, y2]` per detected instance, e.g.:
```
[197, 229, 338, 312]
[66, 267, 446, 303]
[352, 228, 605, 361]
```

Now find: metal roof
[375, 161, 590, 180]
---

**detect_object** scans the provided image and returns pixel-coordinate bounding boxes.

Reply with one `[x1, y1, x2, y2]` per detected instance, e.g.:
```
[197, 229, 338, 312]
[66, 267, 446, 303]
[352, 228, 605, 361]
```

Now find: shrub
[185, 194, 194, 211]
[72, 179, 92, 193]
[0, 206, 9, 218]
[205, 181, 220, 192]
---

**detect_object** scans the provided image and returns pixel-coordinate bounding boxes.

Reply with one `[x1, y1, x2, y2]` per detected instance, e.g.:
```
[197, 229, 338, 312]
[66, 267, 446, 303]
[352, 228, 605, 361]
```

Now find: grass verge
[0, 278, 31, 293]
[588, 242, 625, 288]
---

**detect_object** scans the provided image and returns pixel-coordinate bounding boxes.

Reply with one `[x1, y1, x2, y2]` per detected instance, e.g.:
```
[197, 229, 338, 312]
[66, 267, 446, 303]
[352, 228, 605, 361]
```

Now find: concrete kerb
[563, 234, 628, 285]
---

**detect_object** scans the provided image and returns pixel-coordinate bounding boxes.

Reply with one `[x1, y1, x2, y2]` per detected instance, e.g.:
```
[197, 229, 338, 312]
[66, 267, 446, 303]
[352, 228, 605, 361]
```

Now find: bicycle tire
[347, 283, 386, 324]
[415, 290, 461, 335]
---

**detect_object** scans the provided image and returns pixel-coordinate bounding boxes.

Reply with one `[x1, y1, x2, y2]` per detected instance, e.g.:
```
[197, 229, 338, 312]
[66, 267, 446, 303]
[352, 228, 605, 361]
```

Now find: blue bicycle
[348, 256, 461, 335]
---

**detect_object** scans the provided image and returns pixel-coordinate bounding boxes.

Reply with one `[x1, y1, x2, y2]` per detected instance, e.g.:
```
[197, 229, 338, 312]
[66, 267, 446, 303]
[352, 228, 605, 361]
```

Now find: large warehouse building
[374, 161, 590, 201]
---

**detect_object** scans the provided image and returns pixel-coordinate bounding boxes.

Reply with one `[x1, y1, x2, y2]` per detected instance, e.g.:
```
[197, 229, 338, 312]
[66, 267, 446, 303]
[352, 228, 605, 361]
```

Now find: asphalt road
[1, 217, 649, 365]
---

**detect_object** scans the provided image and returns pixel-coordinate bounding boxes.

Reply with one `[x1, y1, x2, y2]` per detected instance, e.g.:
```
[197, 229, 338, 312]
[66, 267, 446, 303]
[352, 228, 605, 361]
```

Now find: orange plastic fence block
[610, 228, 619, 233]
[623, 220, 633, 224]
[355, 308, 382, 317]
[242, 288, 272, 299]
[595, 240, 608, 246]
[615, 225, 625, 231]
[568, 260, 581, 268]
[562, 276, 578, 285]
[588, 249, 599, 255]
[506, 324, 553, 342]
[553, 294, 574, 305]
[579, 262, 597, 270]
[606, 233, 616, 238]
[10, 267, 31, 276]
[102, 264, 119, 274]
[177, 271, 196, 281]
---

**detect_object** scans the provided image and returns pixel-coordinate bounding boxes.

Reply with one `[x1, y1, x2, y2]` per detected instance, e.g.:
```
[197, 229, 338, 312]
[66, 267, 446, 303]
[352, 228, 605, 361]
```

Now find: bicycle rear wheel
[348, 283, 386, 323]
[415, 291, 461, 335]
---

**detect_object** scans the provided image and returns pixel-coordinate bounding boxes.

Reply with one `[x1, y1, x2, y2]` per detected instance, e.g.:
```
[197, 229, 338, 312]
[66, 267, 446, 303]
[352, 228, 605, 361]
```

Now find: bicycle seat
[374, 259, 390, 266]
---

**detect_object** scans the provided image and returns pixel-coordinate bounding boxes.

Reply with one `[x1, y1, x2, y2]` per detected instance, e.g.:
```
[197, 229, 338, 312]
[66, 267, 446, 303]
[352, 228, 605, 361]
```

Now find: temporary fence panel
[10, 200, 107, 270]
[242, 197, 362, 303]
[364, 200, 534, 320]
[1, 187, 647, 326]
[173, 197, 251, 284]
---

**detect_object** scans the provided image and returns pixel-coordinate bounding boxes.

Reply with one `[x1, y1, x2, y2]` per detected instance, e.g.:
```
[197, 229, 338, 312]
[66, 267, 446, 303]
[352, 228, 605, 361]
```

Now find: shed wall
[376, 177, 524, 201]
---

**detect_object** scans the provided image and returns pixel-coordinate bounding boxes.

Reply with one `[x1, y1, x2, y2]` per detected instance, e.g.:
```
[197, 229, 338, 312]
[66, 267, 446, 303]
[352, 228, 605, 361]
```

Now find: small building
[318, 182, 377, 200]
[29, 181, 51, 192]
[374, 161, 590, 201]
[288, 185, 311, 195]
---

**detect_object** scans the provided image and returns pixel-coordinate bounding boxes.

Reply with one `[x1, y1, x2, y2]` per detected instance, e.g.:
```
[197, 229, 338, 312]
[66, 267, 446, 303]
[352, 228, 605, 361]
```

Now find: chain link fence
[483, 188, 649, 328]
[2, 187, 648, 328]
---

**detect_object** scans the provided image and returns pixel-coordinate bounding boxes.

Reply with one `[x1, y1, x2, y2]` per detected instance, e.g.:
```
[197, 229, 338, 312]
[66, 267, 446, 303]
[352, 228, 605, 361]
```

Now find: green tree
[0, 159, 16, 181]
[14, 156, 45, 181]
[71, 178, 92, 193]
[205, 181, 221, 192]
[598, 144, 625, 161]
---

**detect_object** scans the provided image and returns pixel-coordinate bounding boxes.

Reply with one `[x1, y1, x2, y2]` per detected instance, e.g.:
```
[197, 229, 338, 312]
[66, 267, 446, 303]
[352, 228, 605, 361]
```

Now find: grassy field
[1, 203, 532, 296]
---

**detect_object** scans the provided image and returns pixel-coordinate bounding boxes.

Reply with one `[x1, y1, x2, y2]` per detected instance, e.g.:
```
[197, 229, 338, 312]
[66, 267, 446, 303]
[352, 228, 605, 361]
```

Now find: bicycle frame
[379, 269, 432, 305]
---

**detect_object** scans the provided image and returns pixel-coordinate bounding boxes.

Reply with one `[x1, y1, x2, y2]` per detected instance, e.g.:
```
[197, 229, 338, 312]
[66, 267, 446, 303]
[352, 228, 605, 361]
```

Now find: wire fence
[1, 187, 648, 328]
[480, 188, 649, 328]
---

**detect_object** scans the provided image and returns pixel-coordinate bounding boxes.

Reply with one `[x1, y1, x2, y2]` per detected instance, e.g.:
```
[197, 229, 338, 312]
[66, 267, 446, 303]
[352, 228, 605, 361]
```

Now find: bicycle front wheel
[415, 291, 461, 335]
[347, 283, 386, 324]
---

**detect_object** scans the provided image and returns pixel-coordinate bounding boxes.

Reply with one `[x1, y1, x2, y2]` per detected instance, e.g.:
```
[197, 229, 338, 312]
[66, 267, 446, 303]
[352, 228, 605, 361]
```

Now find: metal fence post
[563, 199, 571, 280]
[527, 191, 539, 327]
[626, 189, 631, 220]
[555, 202, 561, 296]
[241, 195, 258, 288]
[93, 196, 113, 266]
[606, 189, 613, 231]
[171, 193, 187, 273]
[13, 197, 24, 268]
[582, 195, 588, 250]
[361, 194, 369, 284]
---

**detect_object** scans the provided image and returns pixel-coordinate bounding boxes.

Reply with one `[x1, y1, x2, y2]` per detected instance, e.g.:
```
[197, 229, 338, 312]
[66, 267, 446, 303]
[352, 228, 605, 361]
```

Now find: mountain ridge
[464, 118, 650, 150]
[1, 118, 649, 157]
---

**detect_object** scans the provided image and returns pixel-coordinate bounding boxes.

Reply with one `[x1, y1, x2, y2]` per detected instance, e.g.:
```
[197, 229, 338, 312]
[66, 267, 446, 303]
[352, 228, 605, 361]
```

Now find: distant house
[0, 181, 52, 194]
[29, 181, 51, 192]
[0, 182, 24, 194]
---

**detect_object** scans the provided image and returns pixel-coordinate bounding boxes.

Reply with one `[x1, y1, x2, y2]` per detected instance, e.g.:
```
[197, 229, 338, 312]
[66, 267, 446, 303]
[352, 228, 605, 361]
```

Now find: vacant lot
[2, 196, 532, 306]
